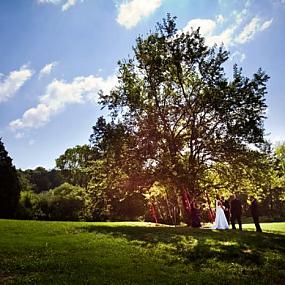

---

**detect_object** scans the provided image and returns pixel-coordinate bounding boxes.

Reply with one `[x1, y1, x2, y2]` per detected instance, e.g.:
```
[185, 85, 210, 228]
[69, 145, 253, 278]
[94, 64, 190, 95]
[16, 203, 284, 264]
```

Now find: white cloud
[260, 18, 273, 31]
[183, 18, 235, 47]
[183, 19, 216, 37]
[233, 8, 248, 25]
[37, 0, 61, 4]
[37, 0, 78, 11]
[15, 132, 25, 139]
[38, 62, 58, 79]
[0, 66, 33, 103]
[206, 25, 236, 47]
[9, 74, 117, 131]
[235, 17, 273, 44]
[235, 17, 261, 44]
[182, 8, 248, 48]
[182, 5, 273, 48]
[230, 51, 246, 62]
[62, 0, 77, 11]
[272, 0, 285, 5]
[216, 14, 225, 24]
[117, 0, 161, 29]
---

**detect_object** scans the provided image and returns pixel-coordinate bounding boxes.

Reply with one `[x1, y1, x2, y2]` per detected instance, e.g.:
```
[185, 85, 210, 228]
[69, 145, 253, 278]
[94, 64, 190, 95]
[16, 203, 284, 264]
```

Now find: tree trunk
[206, 191, 215, 222]
[181, 189, 192, 226]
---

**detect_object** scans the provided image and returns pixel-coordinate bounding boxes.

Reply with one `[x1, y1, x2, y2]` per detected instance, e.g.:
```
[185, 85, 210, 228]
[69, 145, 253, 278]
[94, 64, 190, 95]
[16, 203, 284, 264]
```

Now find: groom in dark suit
[250, 196, 262, 232]
[230, 194, 242, 230]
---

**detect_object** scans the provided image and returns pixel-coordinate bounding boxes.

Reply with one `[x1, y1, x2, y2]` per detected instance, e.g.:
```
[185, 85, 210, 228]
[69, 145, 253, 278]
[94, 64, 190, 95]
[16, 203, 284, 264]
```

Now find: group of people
[212, 194, 262, 232]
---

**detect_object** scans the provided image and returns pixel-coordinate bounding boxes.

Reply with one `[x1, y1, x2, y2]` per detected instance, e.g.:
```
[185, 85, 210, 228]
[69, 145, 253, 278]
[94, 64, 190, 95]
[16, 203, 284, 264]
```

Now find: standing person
[212, 195, 229, 230]
[221, 196, 231, 224]
[230, 194, 242, 230]
[191, 202, 201, 228]
[249, 196, 262, 232]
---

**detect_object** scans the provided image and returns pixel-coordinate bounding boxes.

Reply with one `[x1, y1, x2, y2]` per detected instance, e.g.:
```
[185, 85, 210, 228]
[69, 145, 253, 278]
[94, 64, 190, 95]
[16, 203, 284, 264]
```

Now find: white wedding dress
[212, 200, 229, 230]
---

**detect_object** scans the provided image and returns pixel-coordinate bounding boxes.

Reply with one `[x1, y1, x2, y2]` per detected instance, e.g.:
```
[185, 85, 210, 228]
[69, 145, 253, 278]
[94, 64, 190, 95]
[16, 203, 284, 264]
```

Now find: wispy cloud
[235, 17, 273, 44]
[0, 66, 33, 103]
[117, 0, 162, 29]
[37, 0, 78, 11]
[62, 0, 77, 11]
[216, 14, 225, 24]
[260, 19, 273, 31]
[38, 61, 58, 79]
[183, 7, 273, 48]
[15, 132, 25, 139]
[37, 0, 61, 5]
[272, 0, 285, 5]
[9, 74, 117, 131]
[230, 50, 246, 63]
[183, 9, 243, 47]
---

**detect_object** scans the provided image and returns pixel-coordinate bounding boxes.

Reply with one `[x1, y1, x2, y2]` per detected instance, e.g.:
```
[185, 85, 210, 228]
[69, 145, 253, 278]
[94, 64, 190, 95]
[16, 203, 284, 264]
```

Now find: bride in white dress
[212, 195, 229, 230]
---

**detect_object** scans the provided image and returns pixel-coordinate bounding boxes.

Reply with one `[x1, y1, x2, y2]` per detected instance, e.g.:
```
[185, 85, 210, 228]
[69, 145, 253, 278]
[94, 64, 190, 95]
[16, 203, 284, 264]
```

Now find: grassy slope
[0, 220, 284, 285]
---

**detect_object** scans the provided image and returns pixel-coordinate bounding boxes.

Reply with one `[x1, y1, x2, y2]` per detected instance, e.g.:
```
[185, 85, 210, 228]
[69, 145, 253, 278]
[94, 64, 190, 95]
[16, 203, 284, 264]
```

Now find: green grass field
[0, 220, 284, 284]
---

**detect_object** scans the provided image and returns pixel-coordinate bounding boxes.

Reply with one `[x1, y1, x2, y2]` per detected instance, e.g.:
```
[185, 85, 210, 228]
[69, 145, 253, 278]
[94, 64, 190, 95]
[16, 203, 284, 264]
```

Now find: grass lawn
[0, 220, 284, 284]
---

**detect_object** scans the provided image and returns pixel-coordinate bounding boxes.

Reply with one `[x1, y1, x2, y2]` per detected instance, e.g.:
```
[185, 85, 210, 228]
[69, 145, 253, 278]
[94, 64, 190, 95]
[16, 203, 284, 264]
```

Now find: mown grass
[0, 220, 284, 284]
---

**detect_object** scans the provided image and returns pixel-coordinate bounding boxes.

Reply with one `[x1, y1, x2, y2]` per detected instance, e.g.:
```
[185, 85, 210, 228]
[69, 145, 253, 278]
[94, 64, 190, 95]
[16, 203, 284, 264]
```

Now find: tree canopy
[55, 144, 96, 187]
[97, 15, 269, 200]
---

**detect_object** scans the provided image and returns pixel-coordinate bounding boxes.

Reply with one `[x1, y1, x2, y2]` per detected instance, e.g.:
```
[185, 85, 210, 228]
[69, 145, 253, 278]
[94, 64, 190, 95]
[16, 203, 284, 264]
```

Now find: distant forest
[11, 141, 285, 224]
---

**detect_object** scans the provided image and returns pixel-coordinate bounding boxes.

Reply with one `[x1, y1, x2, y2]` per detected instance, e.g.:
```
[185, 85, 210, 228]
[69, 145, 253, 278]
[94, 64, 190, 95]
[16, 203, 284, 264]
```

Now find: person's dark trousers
[237, 214, 242, 230]
[231, 215, 236, 229]
[231, 214, 242, 230]
[225, 212, 230, 224]
[253, 216, 262, 232]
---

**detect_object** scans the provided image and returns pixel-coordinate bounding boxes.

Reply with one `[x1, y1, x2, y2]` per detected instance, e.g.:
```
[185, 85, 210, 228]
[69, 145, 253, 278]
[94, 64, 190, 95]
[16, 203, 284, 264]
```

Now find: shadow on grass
[79, 224, 285, 268]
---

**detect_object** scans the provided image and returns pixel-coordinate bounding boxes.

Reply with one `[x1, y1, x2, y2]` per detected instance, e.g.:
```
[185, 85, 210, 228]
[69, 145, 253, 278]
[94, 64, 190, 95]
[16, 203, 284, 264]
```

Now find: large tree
[0, 138, 21, 218]
[95, 15, 269, 223]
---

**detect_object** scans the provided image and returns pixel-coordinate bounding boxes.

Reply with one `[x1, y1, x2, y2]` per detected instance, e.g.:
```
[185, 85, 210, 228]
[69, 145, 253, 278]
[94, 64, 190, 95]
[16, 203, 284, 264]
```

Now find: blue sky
[0, 0, 284, 169]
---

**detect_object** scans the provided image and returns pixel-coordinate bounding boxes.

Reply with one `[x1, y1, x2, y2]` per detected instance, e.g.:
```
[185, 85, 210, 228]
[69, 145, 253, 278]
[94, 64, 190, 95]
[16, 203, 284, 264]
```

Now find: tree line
[1, 139, 284, 223]
[1, 16, 284, 223]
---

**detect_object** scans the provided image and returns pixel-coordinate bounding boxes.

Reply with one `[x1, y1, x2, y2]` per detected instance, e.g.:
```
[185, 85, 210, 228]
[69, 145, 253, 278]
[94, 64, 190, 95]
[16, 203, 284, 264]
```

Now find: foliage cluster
[17, 167, 65, 193]
[16, 183, 85, 221]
